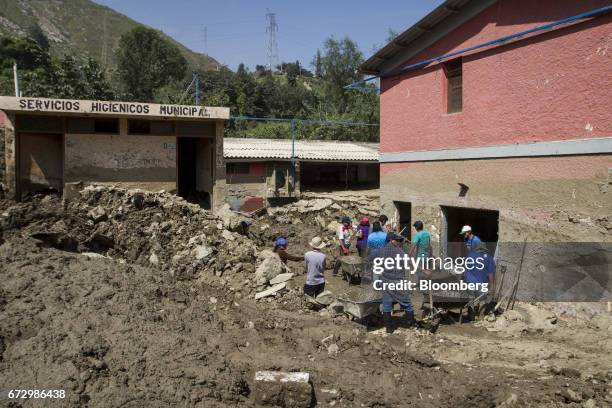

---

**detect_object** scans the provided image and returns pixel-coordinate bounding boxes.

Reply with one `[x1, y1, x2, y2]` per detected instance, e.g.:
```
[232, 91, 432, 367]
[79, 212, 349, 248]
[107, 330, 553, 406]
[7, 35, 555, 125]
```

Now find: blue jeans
[382, 290, 414, 313]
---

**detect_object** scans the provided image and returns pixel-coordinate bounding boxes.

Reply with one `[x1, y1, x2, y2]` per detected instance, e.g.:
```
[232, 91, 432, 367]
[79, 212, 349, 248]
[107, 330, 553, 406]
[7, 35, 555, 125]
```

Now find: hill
[0, 0, 220, 71]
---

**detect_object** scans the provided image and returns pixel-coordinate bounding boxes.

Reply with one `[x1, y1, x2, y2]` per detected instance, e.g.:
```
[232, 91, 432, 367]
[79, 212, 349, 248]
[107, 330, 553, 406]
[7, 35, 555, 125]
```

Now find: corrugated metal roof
[360, 0, 481, 75]
[224, 138, 379, 162]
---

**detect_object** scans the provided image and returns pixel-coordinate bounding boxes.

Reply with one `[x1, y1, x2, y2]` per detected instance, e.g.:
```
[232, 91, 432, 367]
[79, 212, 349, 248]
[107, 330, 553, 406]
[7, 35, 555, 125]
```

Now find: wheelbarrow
[340, 255, 364, 284]
[337, 287, 382, 326]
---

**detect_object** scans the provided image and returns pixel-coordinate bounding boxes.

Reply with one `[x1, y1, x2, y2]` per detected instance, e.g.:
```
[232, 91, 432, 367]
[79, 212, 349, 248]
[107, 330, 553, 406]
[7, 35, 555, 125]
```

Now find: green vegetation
[0, 0, 218, 72]
[116, 27, 187, 102]
[0, 0, 379, 142]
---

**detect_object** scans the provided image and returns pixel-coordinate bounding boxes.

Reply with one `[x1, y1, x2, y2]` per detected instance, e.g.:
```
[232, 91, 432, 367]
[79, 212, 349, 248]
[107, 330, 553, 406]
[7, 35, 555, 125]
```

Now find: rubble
[255, 282, 287, 300]
[1, 187, 611, 407]
[252, 371, 312, 407]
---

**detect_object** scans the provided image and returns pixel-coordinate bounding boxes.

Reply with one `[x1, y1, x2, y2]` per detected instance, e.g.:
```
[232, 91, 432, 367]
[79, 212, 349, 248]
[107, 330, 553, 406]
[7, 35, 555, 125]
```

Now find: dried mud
[0, 188, 611, 407]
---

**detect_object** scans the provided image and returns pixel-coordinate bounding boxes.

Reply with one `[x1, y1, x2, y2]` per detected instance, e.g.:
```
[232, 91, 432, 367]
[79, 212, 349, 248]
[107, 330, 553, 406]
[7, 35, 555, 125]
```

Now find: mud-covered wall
[65, 133, 177, 192]
[380, 155, 612, 245]
[2, 113, 16, 198]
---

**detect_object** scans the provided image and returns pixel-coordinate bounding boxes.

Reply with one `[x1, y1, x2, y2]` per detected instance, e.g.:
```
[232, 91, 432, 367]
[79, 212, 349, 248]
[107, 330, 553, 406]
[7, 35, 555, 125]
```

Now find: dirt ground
[0, 187, 611, 407]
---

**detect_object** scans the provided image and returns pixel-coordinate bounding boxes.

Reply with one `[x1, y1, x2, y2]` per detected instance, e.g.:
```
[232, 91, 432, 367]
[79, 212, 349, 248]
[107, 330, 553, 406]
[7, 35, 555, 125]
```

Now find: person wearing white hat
[304, 237, 328, 297]
[460, 225, 481, 255]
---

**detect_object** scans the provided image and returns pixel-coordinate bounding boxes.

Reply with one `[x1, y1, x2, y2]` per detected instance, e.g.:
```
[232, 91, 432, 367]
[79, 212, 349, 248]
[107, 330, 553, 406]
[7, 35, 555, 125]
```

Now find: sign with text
[0, 96, 229, 120]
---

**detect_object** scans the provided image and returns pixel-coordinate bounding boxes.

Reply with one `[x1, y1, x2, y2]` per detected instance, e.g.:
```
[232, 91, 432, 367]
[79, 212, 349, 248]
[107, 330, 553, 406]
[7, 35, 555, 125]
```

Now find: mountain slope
[0, 0, 220, 71]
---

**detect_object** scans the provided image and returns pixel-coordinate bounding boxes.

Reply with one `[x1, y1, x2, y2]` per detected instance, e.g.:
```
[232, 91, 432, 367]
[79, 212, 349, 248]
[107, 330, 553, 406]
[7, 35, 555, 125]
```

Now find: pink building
[361, 0, 611, 250]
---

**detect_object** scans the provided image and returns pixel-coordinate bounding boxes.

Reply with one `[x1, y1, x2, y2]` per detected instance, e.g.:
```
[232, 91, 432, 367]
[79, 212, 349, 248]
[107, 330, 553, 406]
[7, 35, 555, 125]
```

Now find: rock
[269, 273, 294, 285]
[209, 297, 217, 304]
[255, 251, 286, 285]
[149, 252, 159, 266]
[560, 389, 582, 403]
[88, 206, 108, 223]
[216, 204, 242, 230]
[583, 398, 596, 408]
[192, 245, 213, 261]
[295, 198, 333, 213]
[327, 343, 339, 355]
[498, 393, 518, 407]
[252, 371, 312, 408]
[255, 282, 287, 300]
[221, 229, 235, 241]
[315, 290, 334, 306]
[326, 220, 340, 234]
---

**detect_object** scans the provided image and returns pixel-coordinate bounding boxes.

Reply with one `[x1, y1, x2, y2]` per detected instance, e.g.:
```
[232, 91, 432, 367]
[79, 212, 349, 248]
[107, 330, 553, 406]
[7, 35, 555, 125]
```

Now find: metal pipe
[13, 63, 19, 97]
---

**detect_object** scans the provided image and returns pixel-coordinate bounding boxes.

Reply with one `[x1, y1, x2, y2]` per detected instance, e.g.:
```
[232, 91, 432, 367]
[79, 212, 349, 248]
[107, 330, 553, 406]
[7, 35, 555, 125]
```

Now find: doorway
[18, 133, 63, 198]
[393, 201, 412, 239]
[441, 205, 499, 259]
[177, 137, 212, 208]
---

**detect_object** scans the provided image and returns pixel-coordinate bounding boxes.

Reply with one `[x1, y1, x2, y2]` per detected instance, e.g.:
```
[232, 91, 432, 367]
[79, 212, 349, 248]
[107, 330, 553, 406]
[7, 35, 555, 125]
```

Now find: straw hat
[309, 236, 326, 249]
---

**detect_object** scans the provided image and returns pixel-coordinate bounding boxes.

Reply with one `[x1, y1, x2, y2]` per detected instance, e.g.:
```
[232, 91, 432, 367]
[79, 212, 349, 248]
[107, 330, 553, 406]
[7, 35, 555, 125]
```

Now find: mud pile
[0, 185, 257, 282]
[1, 187, 611, 407]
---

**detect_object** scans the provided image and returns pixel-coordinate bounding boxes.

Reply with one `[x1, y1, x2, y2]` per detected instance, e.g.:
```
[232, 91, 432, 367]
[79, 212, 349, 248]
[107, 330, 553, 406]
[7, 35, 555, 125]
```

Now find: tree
[28, 23, 50, 51]
[318, 36, 365, 113]
[116, 26, 187, 101]
[313, 49, 322, 78]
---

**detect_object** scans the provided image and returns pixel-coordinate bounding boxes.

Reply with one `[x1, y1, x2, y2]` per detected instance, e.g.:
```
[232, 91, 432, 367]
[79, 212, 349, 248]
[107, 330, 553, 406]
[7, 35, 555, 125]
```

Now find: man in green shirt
[409, 220, 432, 260]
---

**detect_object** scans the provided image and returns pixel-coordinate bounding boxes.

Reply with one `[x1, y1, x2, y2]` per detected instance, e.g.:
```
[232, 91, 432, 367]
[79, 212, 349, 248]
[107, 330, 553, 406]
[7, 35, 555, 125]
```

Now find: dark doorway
[441, 205, 499, 259]
[394, 201, 412, 239]
[18, 133, 63, 198]
[177, 137, 197, 199]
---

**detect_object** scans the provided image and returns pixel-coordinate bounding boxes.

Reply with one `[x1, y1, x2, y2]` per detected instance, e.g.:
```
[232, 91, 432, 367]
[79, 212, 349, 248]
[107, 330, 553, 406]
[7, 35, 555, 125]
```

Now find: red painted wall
[380, 0, 612, 154]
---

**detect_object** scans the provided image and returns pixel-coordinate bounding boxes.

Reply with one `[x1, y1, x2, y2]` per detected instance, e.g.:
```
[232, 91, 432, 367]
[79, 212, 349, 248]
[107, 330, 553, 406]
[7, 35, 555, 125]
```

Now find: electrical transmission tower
[265, 10, 279, 71]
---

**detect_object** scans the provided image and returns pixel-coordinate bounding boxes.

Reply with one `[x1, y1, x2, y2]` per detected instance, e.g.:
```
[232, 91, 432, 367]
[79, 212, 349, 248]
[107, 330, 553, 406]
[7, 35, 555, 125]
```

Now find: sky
[93, 0, 444, 71]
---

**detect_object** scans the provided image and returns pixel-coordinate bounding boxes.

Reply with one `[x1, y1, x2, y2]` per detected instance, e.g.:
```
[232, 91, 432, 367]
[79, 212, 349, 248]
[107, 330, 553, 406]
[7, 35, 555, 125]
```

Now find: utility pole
[265, 10, 279, 71]
[13, 63, 19, 97]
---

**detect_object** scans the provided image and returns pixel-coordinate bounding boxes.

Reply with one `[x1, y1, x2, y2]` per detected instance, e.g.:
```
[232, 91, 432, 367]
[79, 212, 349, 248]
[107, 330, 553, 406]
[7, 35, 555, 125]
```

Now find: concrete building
[0, 96, 229, 210]
[361, 0, 612, 254]
[223, 137, 379, 212]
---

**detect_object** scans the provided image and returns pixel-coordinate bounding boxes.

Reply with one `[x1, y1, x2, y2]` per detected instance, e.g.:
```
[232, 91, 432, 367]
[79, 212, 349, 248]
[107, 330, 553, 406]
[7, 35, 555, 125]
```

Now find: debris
[252, 371, 312, 408]
[315, 290, 334, 306]
[560, 388, 582, 403]
[255, 282, 287, 300]
[88, 206, 108, 223]
[269, 273, 294, 285]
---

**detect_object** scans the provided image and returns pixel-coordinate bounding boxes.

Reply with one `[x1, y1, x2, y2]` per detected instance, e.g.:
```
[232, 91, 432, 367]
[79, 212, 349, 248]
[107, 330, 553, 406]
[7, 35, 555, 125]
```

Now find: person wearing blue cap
[273, 236, 304, 264]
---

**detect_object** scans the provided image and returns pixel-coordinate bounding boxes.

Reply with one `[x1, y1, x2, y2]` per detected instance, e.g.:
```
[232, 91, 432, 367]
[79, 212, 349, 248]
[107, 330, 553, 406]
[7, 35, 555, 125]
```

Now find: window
[444, 59, 462, 113]
[17, 115, 63, 133]
[227, 163, 250, 175]
[128, 120, 174, 135]
[94, 118, 119, 133]
[67, 118, 119, 134]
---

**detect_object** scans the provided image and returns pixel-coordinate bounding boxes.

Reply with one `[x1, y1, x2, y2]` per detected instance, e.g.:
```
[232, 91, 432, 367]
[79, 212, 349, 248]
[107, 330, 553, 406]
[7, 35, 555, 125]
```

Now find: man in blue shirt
[460, 225, 481, 256]
[367, 221, 387, 254]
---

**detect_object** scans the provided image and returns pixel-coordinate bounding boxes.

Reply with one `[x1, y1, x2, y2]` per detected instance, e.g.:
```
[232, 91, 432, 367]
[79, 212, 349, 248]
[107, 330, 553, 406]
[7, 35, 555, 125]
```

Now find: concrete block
[252, 371, 313, 408]
[255, 282, 286, 300]
[269, 273, 294, 285]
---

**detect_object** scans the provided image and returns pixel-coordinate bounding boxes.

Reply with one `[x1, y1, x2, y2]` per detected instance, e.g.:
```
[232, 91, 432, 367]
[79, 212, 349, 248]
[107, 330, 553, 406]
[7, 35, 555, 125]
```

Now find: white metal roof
[224, 138, 379, 162]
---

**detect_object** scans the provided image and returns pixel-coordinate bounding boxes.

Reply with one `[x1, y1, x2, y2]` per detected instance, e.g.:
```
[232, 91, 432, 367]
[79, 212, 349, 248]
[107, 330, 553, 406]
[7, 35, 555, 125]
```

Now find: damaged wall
[65, 133, 177, 192]
[380, 155, 612, 247]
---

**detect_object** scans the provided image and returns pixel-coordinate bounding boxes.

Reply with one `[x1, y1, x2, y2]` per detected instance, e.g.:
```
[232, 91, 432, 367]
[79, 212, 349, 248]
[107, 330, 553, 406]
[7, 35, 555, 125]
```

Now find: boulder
[252, 371, 313, 408]
[255, 250, 288, 285]
[216, 204, 243, 230]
